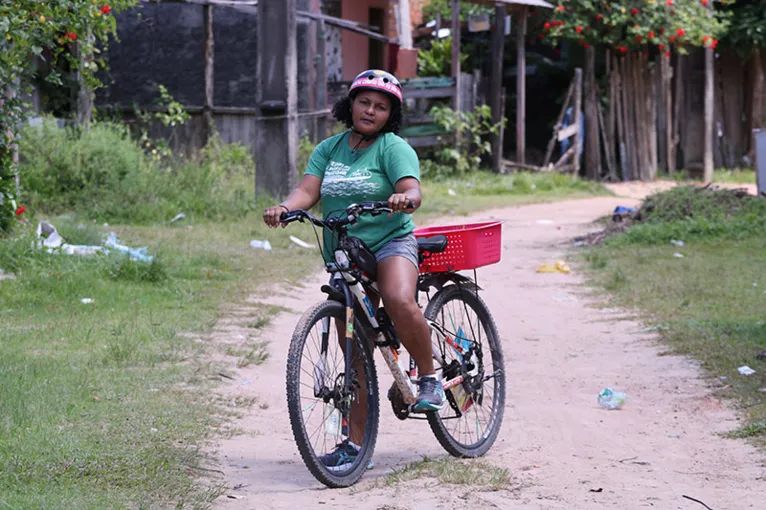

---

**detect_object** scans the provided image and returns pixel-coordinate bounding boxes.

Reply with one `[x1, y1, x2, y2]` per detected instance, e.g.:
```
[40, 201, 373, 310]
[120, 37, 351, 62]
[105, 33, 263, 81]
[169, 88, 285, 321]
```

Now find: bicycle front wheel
[285, 299, 379, 488]
[424, 284, 506, 458]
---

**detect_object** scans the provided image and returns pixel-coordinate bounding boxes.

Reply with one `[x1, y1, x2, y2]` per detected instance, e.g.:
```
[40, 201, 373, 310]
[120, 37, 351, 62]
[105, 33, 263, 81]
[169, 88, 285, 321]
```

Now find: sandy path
[209, 182, 763, 509]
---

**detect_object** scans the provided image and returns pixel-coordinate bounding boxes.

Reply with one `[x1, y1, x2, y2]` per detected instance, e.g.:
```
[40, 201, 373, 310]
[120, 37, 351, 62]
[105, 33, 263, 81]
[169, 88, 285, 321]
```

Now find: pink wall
[341, 0, 390, 81]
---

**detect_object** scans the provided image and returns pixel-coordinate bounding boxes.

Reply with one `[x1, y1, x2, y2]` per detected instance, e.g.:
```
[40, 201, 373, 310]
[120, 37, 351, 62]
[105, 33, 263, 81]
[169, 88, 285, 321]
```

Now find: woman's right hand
[263, 204, 289, 228]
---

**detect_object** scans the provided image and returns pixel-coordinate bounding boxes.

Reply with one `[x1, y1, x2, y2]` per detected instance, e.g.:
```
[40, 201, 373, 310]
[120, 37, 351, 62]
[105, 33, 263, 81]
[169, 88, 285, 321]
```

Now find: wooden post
[316, 18, 328, 140]
[704, 44, 714, 181]
[255, 0, 299, 198]
[203, 4, 215, 144]
[490, 3, 506, 172]
[515, 6, 527, 164]
[649, 64, 658, 180]
[584, 45, 600, 179]
[451, 0, 461, 113]
[614, 56, 627, 179]
[747, 48, 764, 163]
[74, 29, 94, 126]
[672, 55, 683, 174]
[542, 81, 574, 167]
[572, 67, 583, 175]
[606, 49, 617, 178]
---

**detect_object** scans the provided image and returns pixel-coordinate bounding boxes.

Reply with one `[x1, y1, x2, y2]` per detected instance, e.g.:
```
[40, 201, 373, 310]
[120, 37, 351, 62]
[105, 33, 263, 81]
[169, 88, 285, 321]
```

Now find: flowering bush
[540, 0, 731, 56]
[0, 0, 135, 233]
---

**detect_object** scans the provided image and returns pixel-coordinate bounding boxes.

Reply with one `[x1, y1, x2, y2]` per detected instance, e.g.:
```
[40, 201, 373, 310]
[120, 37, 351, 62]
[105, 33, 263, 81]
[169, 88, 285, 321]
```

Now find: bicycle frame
[326, 248, 471, 411]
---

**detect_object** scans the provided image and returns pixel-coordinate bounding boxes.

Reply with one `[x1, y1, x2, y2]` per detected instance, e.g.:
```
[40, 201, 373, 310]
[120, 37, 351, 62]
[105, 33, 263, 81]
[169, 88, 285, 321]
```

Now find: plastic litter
[81, 298, 93, 304]
[738, 365, 756, 376]
[35, 221, 153, 261]
[170, 212, 186, 223]
[250, 240, 272, 251]
[289, 235, 316, 249]
[537, 260, 571, 273]
[673, 252, 684, 258]
[670, 239, 685, 247]
[597, 388, 627, 409]
[448, 188, 457, 196]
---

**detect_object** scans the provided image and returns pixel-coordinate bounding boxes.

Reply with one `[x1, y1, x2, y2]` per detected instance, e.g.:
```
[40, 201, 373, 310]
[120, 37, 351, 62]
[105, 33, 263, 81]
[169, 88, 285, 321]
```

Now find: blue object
[613, 206, 637, 215]
[560, 107, 584, 160]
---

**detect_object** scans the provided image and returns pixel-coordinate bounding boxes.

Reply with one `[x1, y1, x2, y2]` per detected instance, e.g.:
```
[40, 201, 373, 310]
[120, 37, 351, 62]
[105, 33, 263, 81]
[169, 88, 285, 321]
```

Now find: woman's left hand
[388, 193, 416, 213]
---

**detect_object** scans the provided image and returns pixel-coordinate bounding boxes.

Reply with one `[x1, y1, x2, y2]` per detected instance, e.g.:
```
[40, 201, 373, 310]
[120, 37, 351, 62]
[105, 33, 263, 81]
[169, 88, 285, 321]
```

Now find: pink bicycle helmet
[349, 69, 403, 105]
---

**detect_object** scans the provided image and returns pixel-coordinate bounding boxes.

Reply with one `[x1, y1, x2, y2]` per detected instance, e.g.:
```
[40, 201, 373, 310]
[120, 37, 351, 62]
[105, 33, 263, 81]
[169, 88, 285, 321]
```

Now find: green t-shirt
[304, 131, 420, 259]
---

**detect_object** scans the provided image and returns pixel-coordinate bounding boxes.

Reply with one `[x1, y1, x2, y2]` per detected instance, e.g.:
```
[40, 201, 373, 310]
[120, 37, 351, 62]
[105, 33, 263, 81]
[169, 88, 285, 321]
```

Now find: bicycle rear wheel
[285, 300, 379, 488]
[424, 284, 505, 457]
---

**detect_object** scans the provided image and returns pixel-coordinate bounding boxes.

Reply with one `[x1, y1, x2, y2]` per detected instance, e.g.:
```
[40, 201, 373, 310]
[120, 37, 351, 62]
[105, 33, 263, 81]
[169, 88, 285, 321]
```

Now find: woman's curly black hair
[332, 91, 402, 135]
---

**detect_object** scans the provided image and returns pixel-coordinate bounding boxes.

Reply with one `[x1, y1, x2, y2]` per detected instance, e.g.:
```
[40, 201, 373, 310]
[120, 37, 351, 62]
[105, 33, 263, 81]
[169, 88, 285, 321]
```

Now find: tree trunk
[584, 45, 601, 179]
[203, 5, 215, 145]
[515, 6, 527, 164]
[748, 48, 764, 164]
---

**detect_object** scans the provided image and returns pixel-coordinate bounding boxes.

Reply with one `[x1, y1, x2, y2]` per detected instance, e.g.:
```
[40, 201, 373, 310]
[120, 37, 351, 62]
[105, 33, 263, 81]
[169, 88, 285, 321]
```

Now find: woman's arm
[263, 174, 322, 228]
[388, 176, 421, 214]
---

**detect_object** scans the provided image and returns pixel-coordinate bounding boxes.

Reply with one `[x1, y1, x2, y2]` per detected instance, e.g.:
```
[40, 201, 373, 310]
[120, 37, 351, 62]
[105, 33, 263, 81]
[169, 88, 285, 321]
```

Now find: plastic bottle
[597, 388, 627, 409]
[455, 327, 472, 359]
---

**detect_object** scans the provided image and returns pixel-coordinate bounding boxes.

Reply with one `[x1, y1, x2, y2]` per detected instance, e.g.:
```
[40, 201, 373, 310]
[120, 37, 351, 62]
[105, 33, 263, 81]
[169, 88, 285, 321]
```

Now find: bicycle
[280, 201, 506, 488]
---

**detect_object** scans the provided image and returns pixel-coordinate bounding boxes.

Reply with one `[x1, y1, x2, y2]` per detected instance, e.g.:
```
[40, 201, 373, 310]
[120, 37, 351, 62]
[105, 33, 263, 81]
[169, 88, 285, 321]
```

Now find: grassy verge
[660, 168, 757, 184]
[579, 186, 765, 447]
[0, 170, 605, 508]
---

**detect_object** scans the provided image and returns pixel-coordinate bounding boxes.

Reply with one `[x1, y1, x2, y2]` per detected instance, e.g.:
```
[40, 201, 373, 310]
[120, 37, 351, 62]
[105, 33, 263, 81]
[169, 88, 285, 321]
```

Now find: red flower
[15, 206, 25, 216]
[701, 0, 709, 5]
[595, 14, 603, 21]
[659, 44, 665, 50]
[631, 8, 639, 15]
[66, 32, 77, 41]
[648, 31, 655, 39]
[575, 26, 583, 33]
[702, 35, 711, 43]
[584, 43, 591, 49]
[556, 5, 564, 12]
[665, 50, 672, 57]
[636, 35, 643, 42]
[618, 46, 628, 54]
[660, 28, 665, 34]
[666, 0, 673, 5]
[676, 28, 685, 37]
[544, 22, 551, 29]
[100, 5, 111, 14]
[711, 39, 719, 49]
[669, 35, 676, 42]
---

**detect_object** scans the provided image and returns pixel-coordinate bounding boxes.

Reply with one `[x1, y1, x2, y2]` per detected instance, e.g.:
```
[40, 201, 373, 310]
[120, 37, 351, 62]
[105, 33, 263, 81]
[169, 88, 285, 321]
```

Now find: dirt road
[210, 182, 763, 509]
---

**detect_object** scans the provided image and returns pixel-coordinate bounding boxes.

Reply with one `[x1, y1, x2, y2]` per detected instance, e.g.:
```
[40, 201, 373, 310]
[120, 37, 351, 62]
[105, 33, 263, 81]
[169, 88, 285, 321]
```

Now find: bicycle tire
[424, 284, 506, 458]
[285, 300, 379, 488]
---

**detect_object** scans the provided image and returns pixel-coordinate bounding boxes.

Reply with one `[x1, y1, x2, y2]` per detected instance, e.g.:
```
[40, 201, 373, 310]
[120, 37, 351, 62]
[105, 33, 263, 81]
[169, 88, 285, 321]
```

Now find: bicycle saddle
[417, 235, 448, 254]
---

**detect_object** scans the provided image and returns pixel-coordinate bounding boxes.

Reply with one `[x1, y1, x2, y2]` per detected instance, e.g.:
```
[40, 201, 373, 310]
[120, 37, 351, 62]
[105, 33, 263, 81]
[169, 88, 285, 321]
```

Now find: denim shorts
[375, 233, 419, 270]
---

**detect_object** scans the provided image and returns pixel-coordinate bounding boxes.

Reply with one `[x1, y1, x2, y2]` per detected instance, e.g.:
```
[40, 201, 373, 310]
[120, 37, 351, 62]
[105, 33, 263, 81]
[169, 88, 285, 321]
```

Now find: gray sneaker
[412, 376, 445, 412]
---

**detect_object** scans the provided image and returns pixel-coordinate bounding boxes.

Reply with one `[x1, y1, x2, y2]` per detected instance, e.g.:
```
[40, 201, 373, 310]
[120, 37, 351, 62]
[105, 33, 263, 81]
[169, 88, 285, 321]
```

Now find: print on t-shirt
[321, 161, 379, 198]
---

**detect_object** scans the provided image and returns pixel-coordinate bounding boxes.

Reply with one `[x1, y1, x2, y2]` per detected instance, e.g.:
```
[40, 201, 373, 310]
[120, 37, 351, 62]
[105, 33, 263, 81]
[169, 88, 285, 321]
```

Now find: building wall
[341, 0, 391, 80]
[409, 0, 427, 29]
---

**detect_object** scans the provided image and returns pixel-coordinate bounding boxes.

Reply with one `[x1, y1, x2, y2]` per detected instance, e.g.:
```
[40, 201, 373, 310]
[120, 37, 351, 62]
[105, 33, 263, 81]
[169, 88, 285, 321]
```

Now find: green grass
[419, 170, 608, 218]
[581, 235, 766, 447]
[0, 170, 604, 507]
[662, 168, 757, 184]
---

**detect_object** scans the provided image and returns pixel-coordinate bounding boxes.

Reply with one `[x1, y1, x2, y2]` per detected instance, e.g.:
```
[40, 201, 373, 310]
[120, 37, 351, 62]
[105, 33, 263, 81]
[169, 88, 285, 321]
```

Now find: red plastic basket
[414, 221, 503, 273]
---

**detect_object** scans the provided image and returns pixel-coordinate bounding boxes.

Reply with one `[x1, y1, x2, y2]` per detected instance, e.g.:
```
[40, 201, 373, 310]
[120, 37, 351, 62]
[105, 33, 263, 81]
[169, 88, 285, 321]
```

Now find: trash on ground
[537, 260, 571, 273]
[170, 212, 186, 223]
[0, 269, 16, 281]
[738, 365, 756, 376]
[250, 240, 272, 251]
[612, 205, 637, 222]
[719, 376, 728, 381]
[589, 488, 603, 493]
[673, 252, 684, 258]
[759, 388, 766, 393]
[756, 350, 766, 361]
[81, 298, 93, 304]
[670, 239, 685, 247]
[35, 221, 153, 261]
[668, 434, 681, 438]
[598, 388, 626, 410]
[104, 233, 153, 262]
[289, 235, 316, 249]
[448, 188, 457, 196]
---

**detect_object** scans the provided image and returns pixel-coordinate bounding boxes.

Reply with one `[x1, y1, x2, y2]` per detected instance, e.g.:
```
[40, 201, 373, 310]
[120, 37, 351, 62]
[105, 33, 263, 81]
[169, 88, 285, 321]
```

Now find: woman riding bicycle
[263, 69, 444, 470]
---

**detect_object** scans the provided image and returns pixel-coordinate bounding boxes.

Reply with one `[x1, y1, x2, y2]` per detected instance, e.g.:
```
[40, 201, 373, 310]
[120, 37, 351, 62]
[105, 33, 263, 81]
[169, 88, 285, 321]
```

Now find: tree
[422, 0, 491, 23]
[0, 0, 135, 233]
[540, 0, 729, 55]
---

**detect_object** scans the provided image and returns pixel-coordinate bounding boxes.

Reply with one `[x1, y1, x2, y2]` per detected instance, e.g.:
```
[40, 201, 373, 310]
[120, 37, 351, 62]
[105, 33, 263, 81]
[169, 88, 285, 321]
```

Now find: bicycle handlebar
[279, 200, 414, 231]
